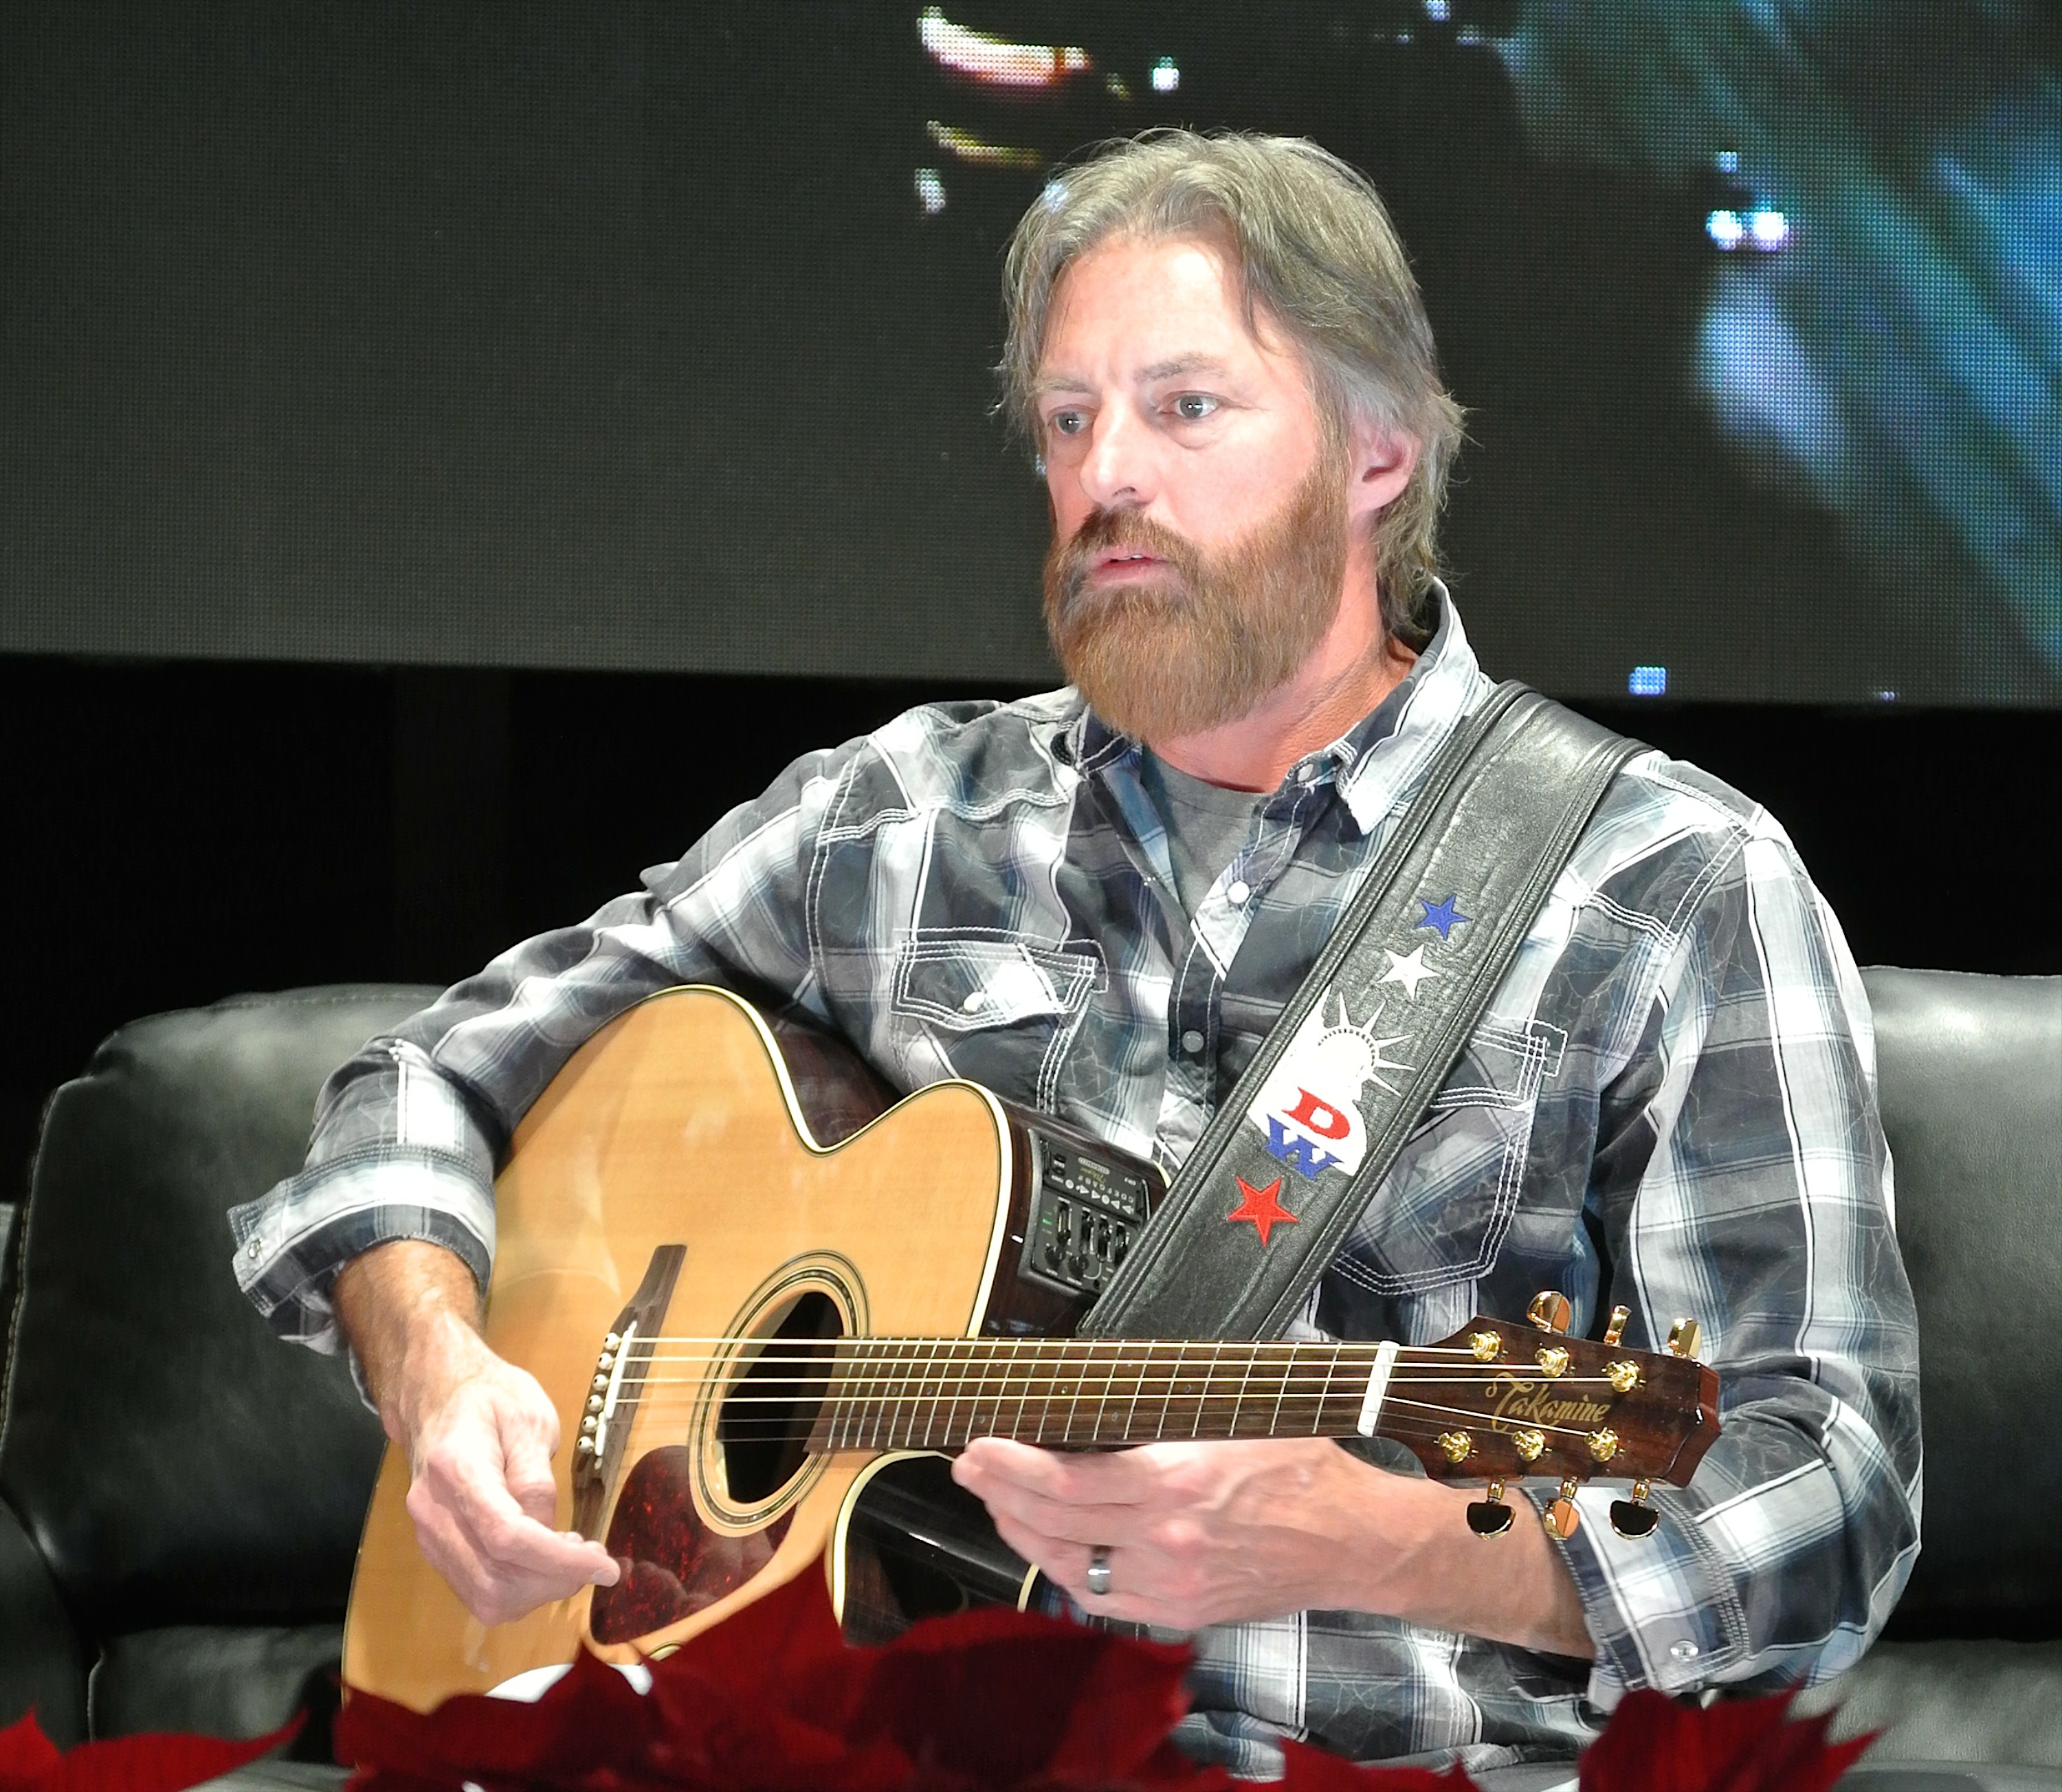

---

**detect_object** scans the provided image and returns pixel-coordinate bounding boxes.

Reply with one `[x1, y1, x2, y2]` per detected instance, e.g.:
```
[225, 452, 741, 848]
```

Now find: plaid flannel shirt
[232, 595, 1920, 1776]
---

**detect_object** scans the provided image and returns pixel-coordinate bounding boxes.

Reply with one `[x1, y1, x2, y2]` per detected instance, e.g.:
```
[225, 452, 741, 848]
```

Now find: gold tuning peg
[1603, 1304, 1630, 1347]
[1610, 1479, 1661, 1539]
[1527, 1290, 1573, 1334]
[1467, 1479, 1514, 1538]
[1665, 1317, 1703, 1361]
[1542, 1474, 1582, 1540]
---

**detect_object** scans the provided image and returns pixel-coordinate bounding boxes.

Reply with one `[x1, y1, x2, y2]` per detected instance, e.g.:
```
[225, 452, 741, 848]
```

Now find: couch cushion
[1860, 970, 2062, 1634]
[0, 1490, 86, 1743]
[0, 986, 438, 1632]
[1800, 1639, 2062, 1769]
[89, 1622, 344, 1748]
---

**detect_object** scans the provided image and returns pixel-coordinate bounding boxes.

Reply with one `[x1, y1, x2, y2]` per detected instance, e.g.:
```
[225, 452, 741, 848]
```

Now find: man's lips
[1086, 546, 1167, 577]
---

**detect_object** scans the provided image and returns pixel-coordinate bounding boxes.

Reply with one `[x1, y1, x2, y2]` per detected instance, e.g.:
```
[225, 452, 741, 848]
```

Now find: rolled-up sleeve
[1548, 822, 1922, 1705]
[228, 736, 872, 1354]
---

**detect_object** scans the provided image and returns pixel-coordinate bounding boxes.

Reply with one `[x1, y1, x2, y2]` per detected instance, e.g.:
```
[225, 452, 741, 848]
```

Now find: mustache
[1047, 507, 1202, 610]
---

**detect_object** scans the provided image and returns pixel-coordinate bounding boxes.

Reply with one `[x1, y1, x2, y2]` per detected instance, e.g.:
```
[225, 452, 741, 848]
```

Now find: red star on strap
[1226, 1175, 1298, 1247]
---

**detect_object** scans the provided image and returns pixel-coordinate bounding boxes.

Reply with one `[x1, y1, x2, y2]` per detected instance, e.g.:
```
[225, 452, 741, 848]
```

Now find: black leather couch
[1, 973, 2057, 1778]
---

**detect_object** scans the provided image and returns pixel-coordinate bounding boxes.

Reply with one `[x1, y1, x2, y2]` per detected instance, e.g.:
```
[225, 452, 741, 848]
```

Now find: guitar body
[342, 984, 1719, 1712]
[344, 986, 1048, 1709]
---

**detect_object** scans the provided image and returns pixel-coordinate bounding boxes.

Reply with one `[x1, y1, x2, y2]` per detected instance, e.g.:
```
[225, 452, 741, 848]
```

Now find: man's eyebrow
[1137, 353, 1234, 384]
[1031, 353, 1239, 400]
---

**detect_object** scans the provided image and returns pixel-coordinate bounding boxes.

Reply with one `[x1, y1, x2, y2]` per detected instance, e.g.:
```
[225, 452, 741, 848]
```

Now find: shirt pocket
[889, 930, 1104, 1109]
[1329, 1017, 1566, 1297]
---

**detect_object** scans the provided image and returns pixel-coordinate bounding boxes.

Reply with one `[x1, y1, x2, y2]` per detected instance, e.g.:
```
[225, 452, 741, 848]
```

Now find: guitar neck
[804, 1336, 1555, 1454]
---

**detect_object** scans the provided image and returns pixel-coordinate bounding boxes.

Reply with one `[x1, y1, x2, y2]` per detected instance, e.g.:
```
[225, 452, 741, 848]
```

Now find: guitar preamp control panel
[1019, 1141, 1155, 1298]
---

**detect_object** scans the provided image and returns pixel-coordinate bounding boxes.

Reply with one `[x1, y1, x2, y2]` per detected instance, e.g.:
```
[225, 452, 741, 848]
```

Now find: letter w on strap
[1080, 683, 1643, 1343]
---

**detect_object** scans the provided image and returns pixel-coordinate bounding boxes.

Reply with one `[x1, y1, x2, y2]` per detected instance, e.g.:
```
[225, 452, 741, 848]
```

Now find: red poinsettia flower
[335, 1556, 1874, 1792]
[1580, 1689, 1874, 1792]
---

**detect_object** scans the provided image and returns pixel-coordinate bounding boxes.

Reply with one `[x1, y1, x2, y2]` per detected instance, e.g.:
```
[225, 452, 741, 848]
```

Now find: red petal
[0, 1712, 65, 1792]
[1581, 1690, 1877, 1792]
[43, 1719, 300, 1792]
[337, 1650, 658, 1787]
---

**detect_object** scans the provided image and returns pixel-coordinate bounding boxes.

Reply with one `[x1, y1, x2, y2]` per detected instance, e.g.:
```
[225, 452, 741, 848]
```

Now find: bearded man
[234, 133, 1919, 1776]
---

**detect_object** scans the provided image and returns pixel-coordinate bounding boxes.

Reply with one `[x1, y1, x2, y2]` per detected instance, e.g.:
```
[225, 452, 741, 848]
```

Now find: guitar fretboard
[804, 1338, 1402, 1451]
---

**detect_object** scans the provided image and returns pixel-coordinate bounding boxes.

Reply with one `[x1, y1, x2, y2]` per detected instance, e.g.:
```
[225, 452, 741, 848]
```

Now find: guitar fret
[1230, 1345, 1257, 1441]
[1091, 1342, 1118, 1444]
[919, 1340, 946, 1450]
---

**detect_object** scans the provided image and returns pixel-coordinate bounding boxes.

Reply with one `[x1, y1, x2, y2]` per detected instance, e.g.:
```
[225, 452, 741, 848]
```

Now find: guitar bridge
[570, 1243, 685, 1538]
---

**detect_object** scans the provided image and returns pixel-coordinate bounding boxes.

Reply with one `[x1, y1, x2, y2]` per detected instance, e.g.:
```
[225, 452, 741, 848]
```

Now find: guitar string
[580, 1385, 1624, 1449]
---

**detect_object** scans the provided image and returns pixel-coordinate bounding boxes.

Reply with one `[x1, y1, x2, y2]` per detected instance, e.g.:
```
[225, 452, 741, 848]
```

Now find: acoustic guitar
[342, 985, 1720, 1712]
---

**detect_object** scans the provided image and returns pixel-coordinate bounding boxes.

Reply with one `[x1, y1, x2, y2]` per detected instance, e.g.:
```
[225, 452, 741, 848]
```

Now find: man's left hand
[951, 1433, 1401, 1631]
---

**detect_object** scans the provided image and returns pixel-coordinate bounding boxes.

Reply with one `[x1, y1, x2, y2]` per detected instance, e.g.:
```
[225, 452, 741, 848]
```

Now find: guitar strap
[1080, 682, 1644, 1342]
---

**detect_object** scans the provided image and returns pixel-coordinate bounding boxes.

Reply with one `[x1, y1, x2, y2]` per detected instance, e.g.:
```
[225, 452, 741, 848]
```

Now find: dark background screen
[5, 1, 2058, 704]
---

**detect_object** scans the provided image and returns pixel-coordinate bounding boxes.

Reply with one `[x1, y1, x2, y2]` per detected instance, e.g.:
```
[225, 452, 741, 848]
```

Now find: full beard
[1042, 452, 1350, 744]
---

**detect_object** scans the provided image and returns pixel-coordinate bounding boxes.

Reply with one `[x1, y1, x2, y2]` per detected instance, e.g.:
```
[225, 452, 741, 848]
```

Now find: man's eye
[1048, 410, 1087, 436]
[1172, 393, 1218, 421]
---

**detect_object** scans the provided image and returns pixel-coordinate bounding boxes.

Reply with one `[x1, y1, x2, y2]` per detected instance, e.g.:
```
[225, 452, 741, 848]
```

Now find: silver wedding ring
[1086, 1543, 1113, 1597]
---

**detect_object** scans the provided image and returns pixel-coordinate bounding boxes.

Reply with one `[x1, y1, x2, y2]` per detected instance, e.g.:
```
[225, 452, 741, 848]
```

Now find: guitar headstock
[1379, 1299, 1720, 1539]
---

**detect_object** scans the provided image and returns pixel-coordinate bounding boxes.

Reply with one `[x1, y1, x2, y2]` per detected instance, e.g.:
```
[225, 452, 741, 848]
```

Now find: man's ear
[1345, 417, 1419, 527]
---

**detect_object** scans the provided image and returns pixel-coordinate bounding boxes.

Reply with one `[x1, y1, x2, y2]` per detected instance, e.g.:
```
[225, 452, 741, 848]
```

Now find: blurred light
[915, 168, 945, 214]
[1877, 689, 1898, 703]
[1716, 149, 1740, 175]
[1105, 71, 1132, 99]
[919, 8, 1089, 87]
[1705, 208, 1745, 250]
[927, 120, 1043, 169]
[1151, 57, 1179, 93]
[1041, 179, 1068, 212]
[1628, 665, 1669, 697]
[1749, 208, 1791, 250]
[1426, 0, 1451, 19]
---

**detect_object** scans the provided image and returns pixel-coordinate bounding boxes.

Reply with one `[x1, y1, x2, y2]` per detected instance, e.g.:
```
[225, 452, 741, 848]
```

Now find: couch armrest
[0, 1494, 86, 1744]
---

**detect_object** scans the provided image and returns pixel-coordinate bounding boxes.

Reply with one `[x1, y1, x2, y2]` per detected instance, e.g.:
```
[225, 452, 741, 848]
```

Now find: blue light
[1706, 209, 1744, 250]
[1628, 665, 1669, 697]
[915, 168, 945, 215]
[1151, 56, 1179, 93]
[1426, 0, 1451, 19]
[1716, 149, 1740, 175]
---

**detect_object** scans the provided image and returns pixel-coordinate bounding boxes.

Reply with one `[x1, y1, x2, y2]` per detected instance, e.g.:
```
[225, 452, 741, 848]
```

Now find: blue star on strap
[1416, 894, 1471, 940]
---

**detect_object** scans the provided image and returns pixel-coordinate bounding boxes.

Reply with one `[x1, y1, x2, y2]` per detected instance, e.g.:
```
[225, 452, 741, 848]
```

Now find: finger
[407, 1479, 617, 1624]
[417, 1426, 617, 1597]
[956, 1454, 1151, 1547]
[955, 1437, 1146, 1508]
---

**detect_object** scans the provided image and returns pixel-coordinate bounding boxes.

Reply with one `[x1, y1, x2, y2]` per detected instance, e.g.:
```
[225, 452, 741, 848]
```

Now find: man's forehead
[1035, 234, 1299, 388]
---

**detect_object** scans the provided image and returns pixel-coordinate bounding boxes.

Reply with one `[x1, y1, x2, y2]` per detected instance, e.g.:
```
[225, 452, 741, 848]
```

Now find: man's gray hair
[1001, 131, 1465, 645]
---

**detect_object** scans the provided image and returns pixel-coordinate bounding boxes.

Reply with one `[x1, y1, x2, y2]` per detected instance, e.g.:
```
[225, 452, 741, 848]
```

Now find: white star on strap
[1379, 944, 1441, 1001]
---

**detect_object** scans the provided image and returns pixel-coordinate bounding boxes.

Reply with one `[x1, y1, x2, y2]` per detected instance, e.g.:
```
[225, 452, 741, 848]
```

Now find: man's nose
[1078, 406, 1153, 511]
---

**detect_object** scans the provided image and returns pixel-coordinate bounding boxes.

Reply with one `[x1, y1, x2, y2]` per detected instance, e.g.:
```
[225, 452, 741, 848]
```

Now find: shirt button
[1296, 762, 1319, 784]
[1226, 879, 1251, 906]
[962, 990, 988, 1013]
[1181, 1029, 1206, 1054]
[1668, 1640, 1700, 1661]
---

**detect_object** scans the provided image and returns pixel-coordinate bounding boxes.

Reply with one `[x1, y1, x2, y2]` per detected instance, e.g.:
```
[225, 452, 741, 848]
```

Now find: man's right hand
[334, 1239, 620, 1627]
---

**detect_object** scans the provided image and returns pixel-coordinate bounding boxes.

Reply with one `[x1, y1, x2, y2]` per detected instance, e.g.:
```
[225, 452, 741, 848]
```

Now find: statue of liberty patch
[1245, 992, 1412, 1182]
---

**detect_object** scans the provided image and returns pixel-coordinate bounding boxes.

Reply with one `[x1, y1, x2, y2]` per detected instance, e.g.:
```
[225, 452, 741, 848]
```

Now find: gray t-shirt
[1139, 748, 1263, 920]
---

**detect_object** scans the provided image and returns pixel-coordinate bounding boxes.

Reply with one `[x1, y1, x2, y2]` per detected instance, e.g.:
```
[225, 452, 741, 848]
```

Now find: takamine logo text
[1483, 1372, 1612, 1430]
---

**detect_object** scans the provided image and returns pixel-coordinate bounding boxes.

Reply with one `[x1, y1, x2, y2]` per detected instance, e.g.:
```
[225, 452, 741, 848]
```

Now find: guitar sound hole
[718, 1290, 842, 1503]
